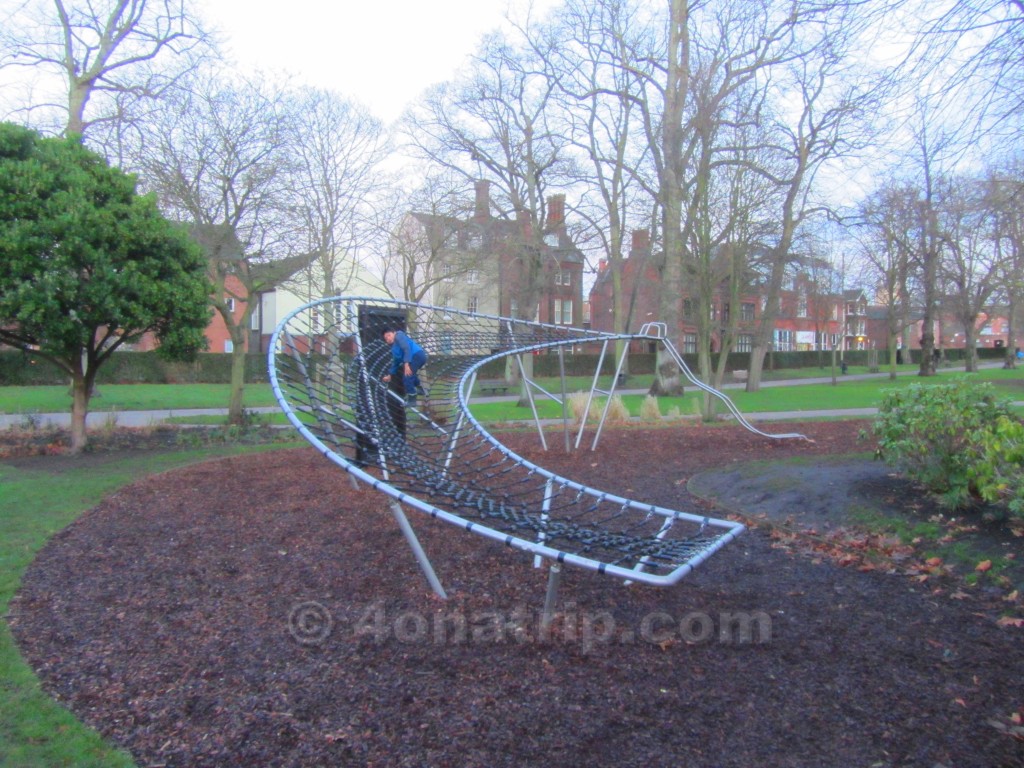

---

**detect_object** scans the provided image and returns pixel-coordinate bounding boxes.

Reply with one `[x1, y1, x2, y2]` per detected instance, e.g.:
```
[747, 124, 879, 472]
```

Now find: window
[683, 334, 697, 354]
[311, 308, 320, 333]
[225, 297, 236, 312]
[466, 269, 480, 284]
[441, 294, 452, 314]
[442, 263, 454, 282]
[683, 298, 694, 319]
[554, 269, 571, 286]
[510, 298, 519, 318]
[722, 303, 730, 323]
[554, 299, 573, 324]
[224, 340, 234, 353]
[797, 292, 808, 318]
[467, 295, 478, 314]
[741, 302, 755, 322]
[467, 228, 483, 250]
[736, 334, 753, 352]
[774, 329, 795, 351]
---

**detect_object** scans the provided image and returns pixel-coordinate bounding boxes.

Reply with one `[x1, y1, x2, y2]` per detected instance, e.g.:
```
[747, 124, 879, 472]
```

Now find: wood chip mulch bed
[8, 421, 1024, 767]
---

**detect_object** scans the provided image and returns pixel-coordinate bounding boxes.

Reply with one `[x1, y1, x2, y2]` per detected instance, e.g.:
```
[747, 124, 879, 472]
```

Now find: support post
[389, 501, 447, 599]
[541, 562, 563, 630]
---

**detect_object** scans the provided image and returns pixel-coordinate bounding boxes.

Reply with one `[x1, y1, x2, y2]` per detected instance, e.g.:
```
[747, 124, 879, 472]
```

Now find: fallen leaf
[976, 560, 993, 573]
[996, 616, 1024, 628]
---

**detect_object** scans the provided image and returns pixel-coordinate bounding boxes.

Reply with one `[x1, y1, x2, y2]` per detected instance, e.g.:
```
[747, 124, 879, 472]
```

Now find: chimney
[547, 194, 565, 229]
[630, 229, 651, 257]
[474, 180, 491, 219]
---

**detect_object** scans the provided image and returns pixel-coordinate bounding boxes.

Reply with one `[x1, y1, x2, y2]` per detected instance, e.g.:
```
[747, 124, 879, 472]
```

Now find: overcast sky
[201, 0, 556, 123]
[0, 0, 557, 126]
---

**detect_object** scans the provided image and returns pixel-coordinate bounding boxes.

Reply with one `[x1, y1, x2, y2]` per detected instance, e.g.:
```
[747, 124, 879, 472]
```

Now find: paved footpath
[0, 362, 1016, 430]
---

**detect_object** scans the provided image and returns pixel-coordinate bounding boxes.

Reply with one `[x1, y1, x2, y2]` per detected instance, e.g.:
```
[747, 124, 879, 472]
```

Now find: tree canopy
[0, 121, 211, 449]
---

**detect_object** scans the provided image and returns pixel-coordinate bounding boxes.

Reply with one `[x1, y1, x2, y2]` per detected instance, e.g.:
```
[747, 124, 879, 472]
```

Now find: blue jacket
[389, 331, 425, 374]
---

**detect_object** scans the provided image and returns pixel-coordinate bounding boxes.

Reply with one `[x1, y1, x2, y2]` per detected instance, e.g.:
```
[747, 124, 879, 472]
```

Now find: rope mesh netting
[269, 297, 745, 586]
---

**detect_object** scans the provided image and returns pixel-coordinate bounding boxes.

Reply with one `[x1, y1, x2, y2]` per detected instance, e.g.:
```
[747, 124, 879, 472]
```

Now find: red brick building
[589, 232, 847, 353]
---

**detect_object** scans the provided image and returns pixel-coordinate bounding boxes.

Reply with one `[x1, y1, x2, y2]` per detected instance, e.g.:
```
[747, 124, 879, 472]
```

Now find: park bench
[477, 379, 510, 395]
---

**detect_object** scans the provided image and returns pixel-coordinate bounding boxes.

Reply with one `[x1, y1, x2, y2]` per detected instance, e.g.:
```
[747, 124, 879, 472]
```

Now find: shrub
[872, 379, 1014, 509]
[967, 415, 1024, 519]
[568, 391, 598, 424]
[640, 395, 663, 423]
[568, 392, 630, 425]
[605, 394, 630, 424]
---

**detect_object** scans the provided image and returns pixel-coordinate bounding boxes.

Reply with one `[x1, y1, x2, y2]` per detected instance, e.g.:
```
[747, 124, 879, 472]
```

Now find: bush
[640, 395, 663, 423]
[967, 415, 1024, 519]
[872, 379, 1017, 510]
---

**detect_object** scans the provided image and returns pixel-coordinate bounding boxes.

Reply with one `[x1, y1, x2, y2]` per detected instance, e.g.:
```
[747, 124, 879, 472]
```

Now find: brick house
[590, 231, 848, 353]
[409, 181, 585, 327]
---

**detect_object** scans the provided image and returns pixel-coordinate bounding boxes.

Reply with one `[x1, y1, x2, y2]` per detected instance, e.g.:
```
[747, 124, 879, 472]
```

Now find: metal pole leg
[541, 562, 563, 630]
[389, 501, 448, 599]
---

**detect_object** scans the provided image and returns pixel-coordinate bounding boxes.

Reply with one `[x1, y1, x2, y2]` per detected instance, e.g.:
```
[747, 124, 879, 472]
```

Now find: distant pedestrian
[382, 328, 428, 406]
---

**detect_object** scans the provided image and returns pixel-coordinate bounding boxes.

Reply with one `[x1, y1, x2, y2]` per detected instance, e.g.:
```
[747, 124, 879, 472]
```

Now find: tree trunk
[1004, 295, 1017, 369]
[228, 332, 248, 425]
[887, 329, 899, 380]
[69, 371, 90, 454]
[962, 322, 978, 372]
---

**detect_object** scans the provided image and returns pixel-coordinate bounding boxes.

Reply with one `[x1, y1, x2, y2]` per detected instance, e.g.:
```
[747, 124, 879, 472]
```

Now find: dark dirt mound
[7, 421, 1024, 767]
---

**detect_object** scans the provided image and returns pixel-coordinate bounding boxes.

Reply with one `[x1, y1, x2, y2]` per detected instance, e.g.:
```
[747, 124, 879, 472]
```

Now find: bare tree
[0, 0, 210, 140]
[741, 1, 884, 391]
[853, 181, 917, 379]
[526, 0, 656, 372]
[401, 31, 571, 323]
[938, 174, 1002, 371]
[279, 87, 389, 303]
[985, 163, 1024, 367]
[373, 174, 479, 305]
[139, 73, 293, 424]
[907, 0, 1024, 145]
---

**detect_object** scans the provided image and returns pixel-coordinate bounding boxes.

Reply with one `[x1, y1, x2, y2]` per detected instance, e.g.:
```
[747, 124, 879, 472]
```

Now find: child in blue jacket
[381, 328, 427, 405]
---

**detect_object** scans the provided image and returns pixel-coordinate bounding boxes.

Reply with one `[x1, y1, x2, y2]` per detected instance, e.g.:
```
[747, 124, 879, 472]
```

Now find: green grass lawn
[469, 367, 1024, 422]
[0, 383, 278, 415]
[0, 443, 297, 768]
[1, 365, 1020, 423]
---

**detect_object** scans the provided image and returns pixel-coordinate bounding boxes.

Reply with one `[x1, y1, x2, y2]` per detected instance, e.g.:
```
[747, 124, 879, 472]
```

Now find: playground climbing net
[269, 297, 794, 594]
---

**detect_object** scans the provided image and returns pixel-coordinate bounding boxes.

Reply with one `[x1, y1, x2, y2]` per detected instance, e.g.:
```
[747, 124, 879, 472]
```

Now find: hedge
[0, 351, 270, 386]
[1, 345, 1007, 386]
